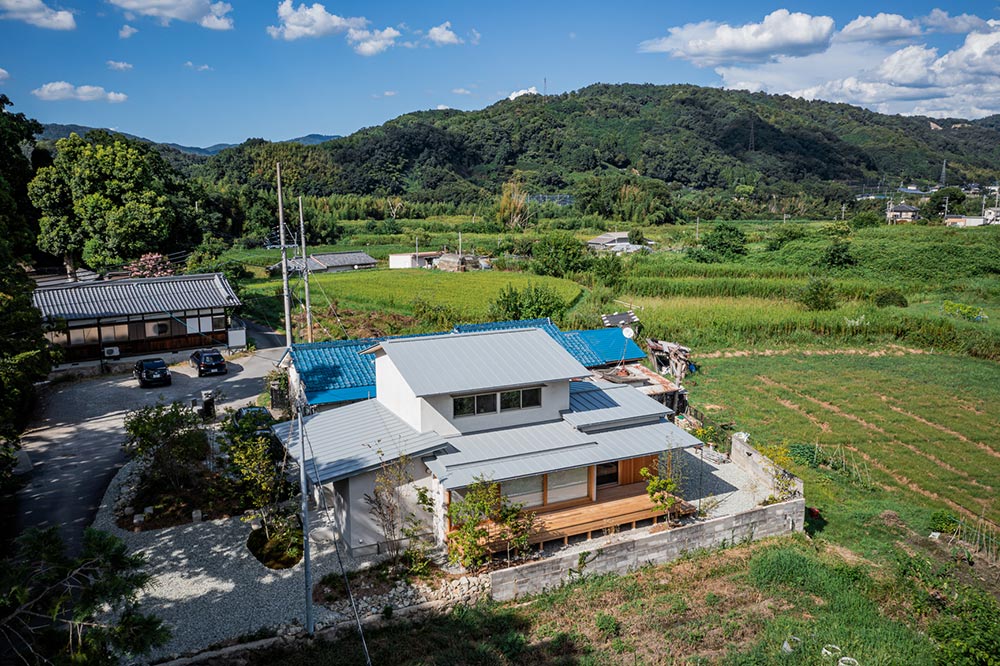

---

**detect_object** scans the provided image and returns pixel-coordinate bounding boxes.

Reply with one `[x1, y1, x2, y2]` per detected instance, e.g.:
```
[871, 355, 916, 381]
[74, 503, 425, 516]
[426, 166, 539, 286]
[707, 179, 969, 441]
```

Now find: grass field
[686, 352, 1000, 527]
[240, 268, 584, 337]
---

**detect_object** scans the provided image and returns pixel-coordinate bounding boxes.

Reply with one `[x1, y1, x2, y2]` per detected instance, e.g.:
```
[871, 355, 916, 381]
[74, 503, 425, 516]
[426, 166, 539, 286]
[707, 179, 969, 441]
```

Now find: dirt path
[698, 345, 929, 359]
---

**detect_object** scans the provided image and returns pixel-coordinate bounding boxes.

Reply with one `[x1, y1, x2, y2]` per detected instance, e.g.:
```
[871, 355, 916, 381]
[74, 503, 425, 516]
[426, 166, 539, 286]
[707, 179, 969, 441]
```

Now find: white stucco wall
[374, 353, 423, 431]
[344, 459, 439, 557]
[422, 381, 570, 435]
[388, 254, 416, 269]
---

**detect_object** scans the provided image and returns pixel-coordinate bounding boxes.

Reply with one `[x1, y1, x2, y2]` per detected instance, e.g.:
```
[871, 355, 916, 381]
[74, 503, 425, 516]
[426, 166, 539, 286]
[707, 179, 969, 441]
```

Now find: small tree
[640, 463, 680, 523]
[818, 239, 856, 268]
[797, 277, 838, 311]
[498, 178, 529, 229]
[365, 451, 430, 569]
[447, 476, 535, 569]
[0, 527, 169, 664]
[701, 222, 747, 259]
[123, 401, 207, 492]
[487, 282, 567, 320]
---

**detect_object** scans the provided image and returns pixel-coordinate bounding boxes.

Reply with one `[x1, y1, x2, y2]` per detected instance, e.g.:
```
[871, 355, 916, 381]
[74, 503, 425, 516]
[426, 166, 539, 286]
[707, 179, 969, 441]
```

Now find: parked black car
[189, 349, 227, 377]
[133, 358, 171, 388]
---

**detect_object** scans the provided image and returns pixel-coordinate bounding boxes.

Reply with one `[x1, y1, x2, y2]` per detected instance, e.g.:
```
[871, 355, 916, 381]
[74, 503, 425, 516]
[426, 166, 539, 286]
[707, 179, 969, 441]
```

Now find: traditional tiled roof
[32, 273, 240, 320]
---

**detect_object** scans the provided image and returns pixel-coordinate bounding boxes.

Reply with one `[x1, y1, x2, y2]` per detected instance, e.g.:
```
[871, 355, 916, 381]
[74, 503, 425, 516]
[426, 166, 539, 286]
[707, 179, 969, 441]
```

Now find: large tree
[29, 132, 176, 277]
[0, 95, 50, 492]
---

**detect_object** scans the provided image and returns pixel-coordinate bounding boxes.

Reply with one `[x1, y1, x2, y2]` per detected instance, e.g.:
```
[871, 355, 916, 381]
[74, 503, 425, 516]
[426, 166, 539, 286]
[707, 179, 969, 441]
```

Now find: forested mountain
[196, 83, 1000, 201]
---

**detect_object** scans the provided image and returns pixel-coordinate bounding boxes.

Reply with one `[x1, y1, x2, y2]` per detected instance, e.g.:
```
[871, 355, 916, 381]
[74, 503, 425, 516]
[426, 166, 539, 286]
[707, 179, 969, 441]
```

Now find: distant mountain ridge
[37, 123, 340, 155]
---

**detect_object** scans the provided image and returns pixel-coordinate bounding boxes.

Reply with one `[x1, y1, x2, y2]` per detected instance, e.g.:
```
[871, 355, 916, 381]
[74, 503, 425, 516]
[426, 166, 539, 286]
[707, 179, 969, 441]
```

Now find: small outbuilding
[269, 251, 377, 275]
[388, 251, 444, 269]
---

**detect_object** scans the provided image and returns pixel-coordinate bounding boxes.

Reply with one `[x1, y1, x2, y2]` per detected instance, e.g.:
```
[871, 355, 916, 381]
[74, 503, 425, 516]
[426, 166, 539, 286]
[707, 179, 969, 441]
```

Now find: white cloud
[0, 67, 8, 83]
[508, 86, 538, 100]
[347, 26, 400, 56]
[427, 20, 461, 46]
[639, 9, 834, 66]
[0, 0, 75, 30]
[119, 24, 137, 38]
[108, 0, 233, 30]
[184, 61, 212, 71]
[266, 0, 365, 40]
[876, 45, 937, 86]
[838, 13, 921, 42]
[107, 60, 133, 71]
[469, 28, 480, 45]
[32, 81, 127, 103]
[436, 104, 451, 110]
[452, 87, 471, 95]
[382, 90, 396, 96]
[922, 9, 990, 35]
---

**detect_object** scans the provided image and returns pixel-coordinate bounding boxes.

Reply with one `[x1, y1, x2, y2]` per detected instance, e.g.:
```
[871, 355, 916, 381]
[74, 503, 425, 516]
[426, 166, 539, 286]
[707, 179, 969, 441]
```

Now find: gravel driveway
[13, 345, 287, 553]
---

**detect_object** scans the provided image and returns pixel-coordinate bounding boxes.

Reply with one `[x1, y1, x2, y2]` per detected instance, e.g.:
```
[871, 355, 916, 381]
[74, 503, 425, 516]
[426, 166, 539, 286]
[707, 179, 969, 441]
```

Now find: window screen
[547, 467, 589, 503]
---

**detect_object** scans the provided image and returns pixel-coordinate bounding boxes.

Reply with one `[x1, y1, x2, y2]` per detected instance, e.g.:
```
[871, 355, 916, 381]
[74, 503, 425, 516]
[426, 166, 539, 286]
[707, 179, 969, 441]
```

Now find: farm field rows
[686, 352, 1000, 526]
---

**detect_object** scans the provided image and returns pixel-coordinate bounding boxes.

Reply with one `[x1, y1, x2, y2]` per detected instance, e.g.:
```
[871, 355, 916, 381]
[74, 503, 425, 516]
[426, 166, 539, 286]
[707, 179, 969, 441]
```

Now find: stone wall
[490, 497, 805, 601]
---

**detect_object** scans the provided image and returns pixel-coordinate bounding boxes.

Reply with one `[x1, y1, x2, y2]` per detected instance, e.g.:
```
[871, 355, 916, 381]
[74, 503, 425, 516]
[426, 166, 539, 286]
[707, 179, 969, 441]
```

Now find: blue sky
[0, 1, 997, 146]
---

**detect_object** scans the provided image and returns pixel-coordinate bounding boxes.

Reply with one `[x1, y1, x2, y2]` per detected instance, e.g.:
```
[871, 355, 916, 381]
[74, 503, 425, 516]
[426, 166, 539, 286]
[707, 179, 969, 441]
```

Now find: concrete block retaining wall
[490, 497, 805, 601]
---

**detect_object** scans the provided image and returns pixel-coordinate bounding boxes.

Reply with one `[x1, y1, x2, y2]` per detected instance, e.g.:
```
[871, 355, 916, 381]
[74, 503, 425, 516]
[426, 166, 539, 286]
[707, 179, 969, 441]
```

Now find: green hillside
[198, 83, 1000, 199]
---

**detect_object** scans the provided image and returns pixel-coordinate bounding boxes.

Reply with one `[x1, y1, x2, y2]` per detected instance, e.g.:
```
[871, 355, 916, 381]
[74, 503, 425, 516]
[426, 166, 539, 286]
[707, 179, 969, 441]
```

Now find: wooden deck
[487, 482, 696, 552]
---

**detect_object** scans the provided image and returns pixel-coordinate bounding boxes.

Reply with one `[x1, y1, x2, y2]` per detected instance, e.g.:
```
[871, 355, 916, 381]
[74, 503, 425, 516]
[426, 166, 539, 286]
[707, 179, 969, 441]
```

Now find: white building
[274, 328, 700, 557]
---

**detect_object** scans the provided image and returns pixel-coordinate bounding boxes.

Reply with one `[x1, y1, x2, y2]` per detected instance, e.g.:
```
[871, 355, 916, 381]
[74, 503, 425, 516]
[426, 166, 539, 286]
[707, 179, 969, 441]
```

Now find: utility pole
[841, 203, 846, 220]
[696, 217, 700, 241]
[458, 231, 463, 257]
[299, 196, 313, 343]
[277, 163, 292, 349]
[944, 195, 950, 220]
[296, 401, 314, 635]
[415, 234, 419, 267]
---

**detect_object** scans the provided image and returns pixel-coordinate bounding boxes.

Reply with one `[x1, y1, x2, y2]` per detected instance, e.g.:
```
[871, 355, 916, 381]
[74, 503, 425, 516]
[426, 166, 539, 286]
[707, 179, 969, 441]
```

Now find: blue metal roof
[572, 328, 646, 366]
[292, 320, 648, 407]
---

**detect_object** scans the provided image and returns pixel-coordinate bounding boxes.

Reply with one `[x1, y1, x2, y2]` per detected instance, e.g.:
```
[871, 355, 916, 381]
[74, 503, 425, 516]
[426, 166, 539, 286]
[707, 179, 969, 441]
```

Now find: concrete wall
[490, 497, 805, 601]
[730, 433, 804, 499]
[388, 254, 416, 269]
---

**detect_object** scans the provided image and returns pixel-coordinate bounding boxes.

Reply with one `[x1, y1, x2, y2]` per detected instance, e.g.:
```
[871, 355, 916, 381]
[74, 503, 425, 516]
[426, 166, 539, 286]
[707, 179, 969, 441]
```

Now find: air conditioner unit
[103, 346, 120, 359]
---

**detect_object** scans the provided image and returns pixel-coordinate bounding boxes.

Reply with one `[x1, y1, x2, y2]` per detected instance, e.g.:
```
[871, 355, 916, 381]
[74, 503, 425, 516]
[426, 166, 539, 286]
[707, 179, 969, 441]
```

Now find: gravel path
[93, 463, 360, 662]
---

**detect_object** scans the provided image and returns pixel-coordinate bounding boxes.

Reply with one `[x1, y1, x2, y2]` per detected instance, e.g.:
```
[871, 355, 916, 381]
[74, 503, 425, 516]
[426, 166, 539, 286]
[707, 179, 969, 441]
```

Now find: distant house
[286, 318, 646, 411]
[273, 328, 700, 557]
[33, 273, 241, 363]
[388, 251, 444, 269]
[587, 232, 630, 250]
[268, 251, 376, 275]
[945, 216, 987, 228]
[887, 204, 920, 223]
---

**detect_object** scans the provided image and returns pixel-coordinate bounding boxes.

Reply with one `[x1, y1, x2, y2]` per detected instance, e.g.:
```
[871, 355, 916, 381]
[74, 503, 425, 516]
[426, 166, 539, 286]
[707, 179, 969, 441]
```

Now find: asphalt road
[13, 344, 287, 554]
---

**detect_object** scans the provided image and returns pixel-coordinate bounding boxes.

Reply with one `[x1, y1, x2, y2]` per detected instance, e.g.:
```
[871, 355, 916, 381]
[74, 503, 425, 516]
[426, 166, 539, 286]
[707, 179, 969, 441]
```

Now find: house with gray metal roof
[288, 319, 646, 411]
[275, 328, 701, 557]
[33, 273, 242, 363]
[268, 251, 377, 274]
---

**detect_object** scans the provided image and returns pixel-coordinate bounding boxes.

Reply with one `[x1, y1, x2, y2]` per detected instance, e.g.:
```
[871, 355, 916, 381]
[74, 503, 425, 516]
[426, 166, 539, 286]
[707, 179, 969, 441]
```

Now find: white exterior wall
[388, 254, 416, 269]
[344, 460, 440, 557]
[374, 353, 423, 431]
[422, 381, 570, 435]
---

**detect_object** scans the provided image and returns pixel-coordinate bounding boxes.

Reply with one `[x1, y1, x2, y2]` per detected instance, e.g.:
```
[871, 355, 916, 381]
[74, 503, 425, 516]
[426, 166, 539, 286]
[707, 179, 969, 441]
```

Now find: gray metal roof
[272, 400, 449, 484]
[426, 417, 700, 489]
[272, 252, 377, 272]
[32, 273, 240, 320]
[367, 328, 589, 397]
[565, 381, 669, 432]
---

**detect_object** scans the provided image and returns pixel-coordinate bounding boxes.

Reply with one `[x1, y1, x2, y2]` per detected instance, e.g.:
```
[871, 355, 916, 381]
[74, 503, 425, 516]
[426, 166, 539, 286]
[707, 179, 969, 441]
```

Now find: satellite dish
[622, 326, 635, 339]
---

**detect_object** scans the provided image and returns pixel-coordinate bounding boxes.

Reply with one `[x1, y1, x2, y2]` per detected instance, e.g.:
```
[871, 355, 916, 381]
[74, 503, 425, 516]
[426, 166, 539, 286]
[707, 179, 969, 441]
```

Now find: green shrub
[873, 288, 909, 308]
[850, 211, 882, 230]
[928, 510, 959, 534]
[765, 224, 807, 251]
[797, 278, 838, 311]
[818, 239, 856, 268]
[594, 612, 621, 639]
[942, 300, 988, 322]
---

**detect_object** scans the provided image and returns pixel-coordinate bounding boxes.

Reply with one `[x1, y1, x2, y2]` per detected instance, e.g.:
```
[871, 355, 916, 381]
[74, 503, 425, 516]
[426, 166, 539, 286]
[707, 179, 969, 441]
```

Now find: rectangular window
[453, 396, 474, 417]
[521, 387, 542, 408]
[475, 393, 496, 414]
[596, 462, 619, 487]
[502, 475, 543, 508]
[500, 390, 521, 411]
[145, 321, 171, 337]
[212, 315, 227, 331]
[100, 323, 129, 343]
[547, 467, 589, 504]
[69, 327, 99, 345]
